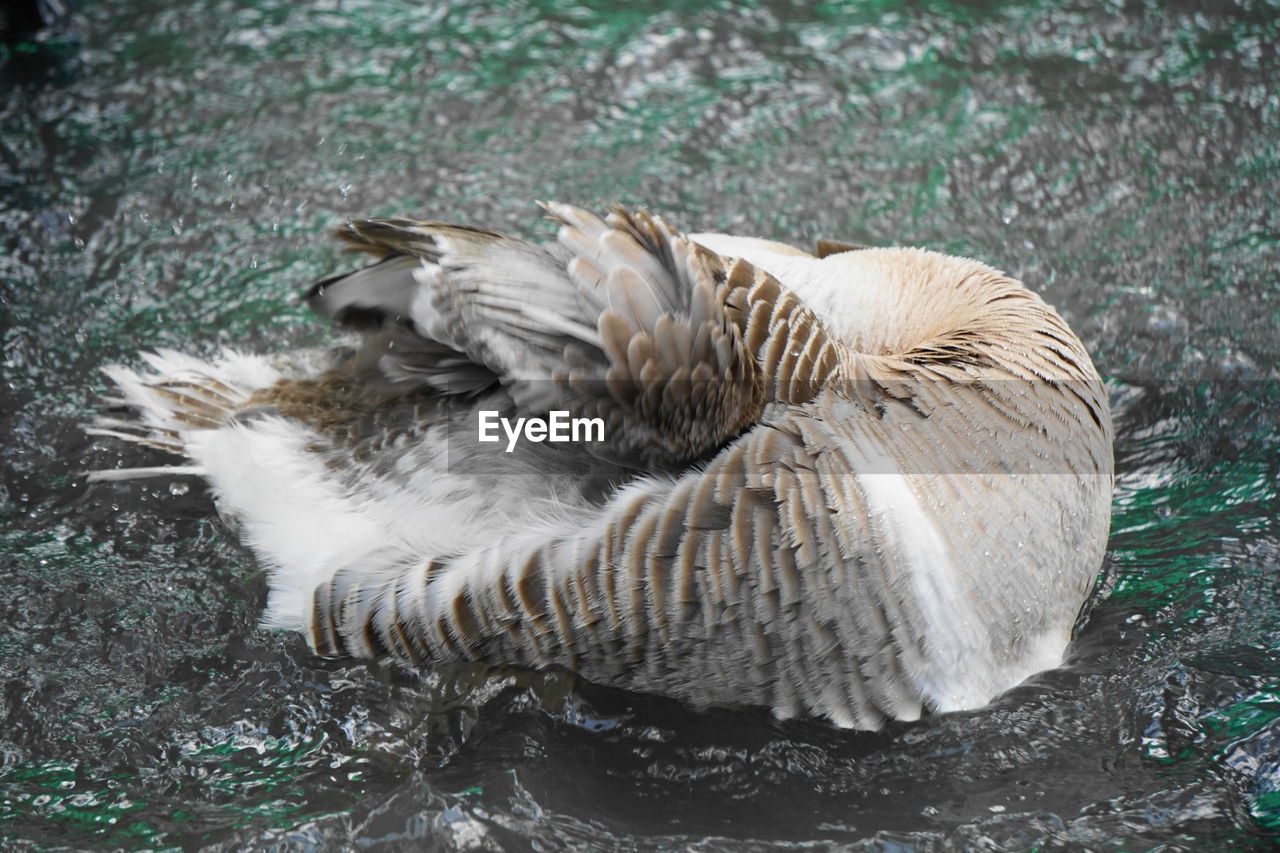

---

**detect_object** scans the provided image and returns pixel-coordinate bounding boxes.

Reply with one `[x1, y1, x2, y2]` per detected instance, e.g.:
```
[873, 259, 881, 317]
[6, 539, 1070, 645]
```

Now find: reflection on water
[2, 0, 1278, 848]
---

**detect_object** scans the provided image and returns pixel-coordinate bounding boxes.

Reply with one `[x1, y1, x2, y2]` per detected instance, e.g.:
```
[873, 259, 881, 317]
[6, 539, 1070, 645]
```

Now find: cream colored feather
[87, 202, 1113, 729]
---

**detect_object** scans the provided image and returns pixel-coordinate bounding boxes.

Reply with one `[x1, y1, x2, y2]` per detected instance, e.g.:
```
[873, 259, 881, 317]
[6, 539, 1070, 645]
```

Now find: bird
[86, 202, 1114, 730]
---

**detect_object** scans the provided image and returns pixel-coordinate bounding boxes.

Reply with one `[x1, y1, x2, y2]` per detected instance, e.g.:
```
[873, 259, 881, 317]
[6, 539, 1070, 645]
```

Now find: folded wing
[307, 203, 840, 469]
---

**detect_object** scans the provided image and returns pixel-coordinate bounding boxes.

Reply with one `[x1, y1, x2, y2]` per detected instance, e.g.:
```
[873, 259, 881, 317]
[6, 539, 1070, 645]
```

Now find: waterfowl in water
[87, 202, 1113, 729]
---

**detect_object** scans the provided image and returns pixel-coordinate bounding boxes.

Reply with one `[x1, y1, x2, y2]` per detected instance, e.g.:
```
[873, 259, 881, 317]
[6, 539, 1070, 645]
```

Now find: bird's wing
[306, 203, 843, 469]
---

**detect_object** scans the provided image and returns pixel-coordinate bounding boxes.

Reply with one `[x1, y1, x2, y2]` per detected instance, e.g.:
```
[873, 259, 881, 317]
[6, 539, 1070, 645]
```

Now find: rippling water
[2, 0, 1278, 849]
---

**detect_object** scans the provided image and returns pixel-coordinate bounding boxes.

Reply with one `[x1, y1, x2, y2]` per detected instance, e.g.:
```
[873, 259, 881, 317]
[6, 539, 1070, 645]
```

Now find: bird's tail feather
[85, 348, 286, 481]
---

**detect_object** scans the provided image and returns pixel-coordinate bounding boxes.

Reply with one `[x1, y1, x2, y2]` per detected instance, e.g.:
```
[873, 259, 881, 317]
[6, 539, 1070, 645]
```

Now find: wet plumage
[88, 202, 1113, 729]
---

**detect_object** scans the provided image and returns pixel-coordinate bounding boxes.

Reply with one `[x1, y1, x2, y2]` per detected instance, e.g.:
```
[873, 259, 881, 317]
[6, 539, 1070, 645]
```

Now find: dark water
[2, 0, 1278, 849]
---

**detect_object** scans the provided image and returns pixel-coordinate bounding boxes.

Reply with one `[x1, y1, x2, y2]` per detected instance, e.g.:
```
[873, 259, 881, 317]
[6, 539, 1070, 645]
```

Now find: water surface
[2, 0, 1279, 849]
